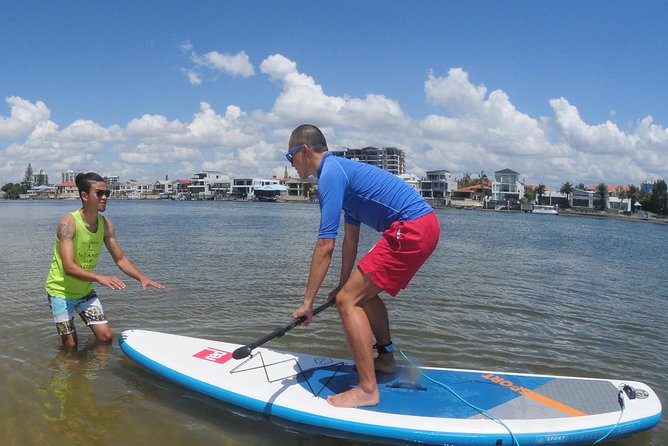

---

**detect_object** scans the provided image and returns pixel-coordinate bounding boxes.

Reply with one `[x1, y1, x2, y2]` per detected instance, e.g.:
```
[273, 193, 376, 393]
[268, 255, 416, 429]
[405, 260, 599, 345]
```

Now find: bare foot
[327, 386, 379, 408]
[374, 354, 396, 375]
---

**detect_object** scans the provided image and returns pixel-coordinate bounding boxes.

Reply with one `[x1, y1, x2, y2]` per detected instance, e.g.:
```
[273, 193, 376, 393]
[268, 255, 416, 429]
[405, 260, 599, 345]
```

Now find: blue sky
[1, 1, 667, 188]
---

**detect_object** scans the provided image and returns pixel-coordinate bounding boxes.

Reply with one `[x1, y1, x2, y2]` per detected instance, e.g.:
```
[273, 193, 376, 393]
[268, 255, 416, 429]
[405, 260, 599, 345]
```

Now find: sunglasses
[285, 144, 311, 166]
[95, 189, 111, 198]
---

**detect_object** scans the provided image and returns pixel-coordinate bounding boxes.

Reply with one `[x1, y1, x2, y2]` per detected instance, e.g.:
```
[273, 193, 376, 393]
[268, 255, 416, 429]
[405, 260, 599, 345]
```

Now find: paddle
[232, 299, 336, 360]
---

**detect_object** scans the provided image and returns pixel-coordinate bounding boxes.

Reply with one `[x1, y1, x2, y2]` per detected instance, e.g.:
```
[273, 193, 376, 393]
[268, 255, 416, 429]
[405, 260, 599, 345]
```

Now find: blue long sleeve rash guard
[316, 153, 433, 239]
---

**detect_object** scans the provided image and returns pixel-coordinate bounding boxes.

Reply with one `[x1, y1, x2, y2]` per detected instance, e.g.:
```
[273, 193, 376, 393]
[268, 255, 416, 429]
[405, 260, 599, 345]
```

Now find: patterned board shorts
[47, 290, 108, 336]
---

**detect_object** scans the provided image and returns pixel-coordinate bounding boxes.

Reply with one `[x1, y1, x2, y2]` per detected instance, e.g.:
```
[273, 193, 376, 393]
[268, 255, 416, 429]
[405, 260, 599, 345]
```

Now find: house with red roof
[55, 182, 79, 199]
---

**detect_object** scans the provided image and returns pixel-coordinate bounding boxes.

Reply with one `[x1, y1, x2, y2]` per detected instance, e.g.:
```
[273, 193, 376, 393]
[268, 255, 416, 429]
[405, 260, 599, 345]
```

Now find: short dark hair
[75, 172, 105, 196]
[290, 124, 328, 153]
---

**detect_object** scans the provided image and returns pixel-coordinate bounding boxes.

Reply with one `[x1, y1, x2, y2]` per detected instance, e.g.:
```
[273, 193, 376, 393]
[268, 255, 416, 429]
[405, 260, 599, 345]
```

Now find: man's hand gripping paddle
[232, 299, 335, 360]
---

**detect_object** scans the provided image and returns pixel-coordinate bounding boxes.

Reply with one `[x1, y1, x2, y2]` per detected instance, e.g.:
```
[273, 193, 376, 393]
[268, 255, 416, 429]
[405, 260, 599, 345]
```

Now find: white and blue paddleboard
[119, 329, 661, 445]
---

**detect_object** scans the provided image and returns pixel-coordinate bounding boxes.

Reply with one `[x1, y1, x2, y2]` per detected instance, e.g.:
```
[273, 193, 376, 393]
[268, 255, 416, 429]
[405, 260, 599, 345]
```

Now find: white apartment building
[420, 170, 457, 204]
[398, 173, 421, 191]
[111, 180, 153, 199]
[492, 168, 524, 204]
[188, 171, 232, 199]
[231, 177, 281, 199]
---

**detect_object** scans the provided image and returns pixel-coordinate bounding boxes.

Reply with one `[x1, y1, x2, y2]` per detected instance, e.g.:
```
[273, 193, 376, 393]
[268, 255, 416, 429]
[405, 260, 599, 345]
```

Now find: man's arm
[103, 217, 164, 290]
[293, 237, 336, 326]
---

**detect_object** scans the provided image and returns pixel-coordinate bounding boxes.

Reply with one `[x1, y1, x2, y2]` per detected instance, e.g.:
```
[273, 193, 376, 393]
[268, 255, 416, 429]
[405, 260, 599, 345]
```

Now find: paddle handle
[232, 299, 335, 359]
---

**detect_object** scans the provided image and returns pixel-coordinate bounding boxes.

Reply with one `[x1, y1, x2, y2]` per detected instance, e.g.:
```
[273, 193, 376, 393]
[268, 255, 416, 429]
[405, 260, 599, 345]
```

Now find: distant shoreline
[557, 209, 668, 225]
[445, 204, 668, 225]
[3, 197, 667, 226]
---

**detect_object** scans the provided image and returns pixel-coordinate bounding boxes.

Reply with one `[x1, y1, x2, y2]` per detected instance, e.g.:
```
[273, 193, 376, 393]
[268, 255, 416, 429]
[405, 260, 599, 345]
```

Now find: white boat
[532, 205, 558, 215]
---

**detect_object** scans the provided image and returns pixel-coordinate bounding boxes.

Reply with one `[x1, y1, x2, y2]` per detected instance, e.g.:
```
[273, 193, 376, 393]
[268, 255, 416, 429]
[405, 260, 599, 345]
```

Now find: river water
[0, 200, 665, 446]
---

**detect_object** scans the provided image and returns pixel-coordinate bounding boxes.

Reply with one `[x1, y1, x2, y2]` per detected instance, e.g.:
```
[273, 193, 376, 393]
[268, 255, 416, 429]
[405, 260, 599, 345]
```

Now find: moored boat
[532, 205, 558, 215]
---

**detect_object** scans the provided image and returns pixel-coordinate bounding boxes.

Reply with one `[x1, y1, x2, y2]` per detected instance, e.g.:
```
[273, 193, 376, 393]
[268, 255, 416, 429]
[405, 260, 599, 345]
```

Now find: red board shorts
[358, 211, 440, 296]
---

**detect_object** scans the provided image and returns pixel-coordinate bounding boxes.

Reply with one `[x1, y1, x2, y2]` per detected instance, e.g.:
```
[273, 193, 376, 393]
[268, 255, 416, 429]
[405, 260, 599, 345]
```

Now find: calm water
[0, 200, 665, 446]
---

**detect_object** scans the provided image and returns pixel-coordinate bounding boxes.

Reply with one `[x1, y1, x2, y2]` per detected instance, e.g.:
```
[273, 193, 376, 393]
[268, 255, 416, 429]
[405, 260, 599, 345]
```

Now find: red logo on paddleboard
[193, 347, 232, 364]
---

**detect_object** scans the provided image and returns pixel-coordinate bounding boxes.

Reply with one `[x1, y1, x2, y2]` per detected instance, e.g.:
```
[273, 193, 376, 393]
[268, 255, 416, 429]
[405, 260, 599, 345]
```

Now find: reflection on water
[40, 344, 118, 440]
[0, 200, 665, 446]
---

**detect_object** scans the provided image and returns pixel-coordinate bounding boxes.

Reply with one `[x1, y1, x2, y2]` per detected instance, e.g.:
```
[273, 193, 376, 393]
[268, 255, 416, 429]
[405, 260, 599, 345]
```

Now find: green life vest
[45, 210, 105, 299]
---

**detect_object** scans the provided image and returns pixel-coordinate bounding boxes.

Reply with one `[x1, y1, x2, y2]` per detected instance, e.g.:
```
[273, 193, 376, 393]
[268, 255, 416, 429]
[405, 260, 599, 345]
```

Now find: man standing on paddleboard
[288, 124, 440, 408]
[45, 172, 164, 350]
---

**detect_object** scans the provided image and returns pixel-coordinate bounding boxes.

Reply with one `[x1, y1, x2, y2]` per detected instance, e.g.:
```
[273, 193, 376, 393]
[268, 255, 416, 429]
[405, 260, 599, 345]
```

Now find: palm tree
[649, 179, 668, 215]
[536, 184, 546, 204]
[626, 184, 641, 213]
[596, 183, 608, 211]
[560, 181, 574, 208]
[23, 163, 33, 188]
[459, 172, 473, 188]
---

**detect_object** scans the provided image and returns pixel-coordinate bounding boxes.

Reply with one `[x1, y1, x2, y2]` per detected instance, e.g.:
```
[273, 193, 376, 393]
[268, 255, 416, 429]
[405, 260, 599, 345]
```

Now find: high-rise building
[33, 169, 49, 186]
[331, 146, 405, 174]
[641, 180, 653, 194]
[61, 170, 78, 183]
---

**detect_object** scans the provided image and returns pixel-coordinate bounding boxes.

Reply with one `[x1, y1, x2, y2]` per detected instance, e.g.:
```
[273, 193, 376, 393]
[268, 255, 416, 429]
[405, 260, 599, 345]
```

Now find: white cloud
[192, 50, 255, 78]
[550, 97, 637, 154]
[260, 54, 409, 131]
[179, 40, 193, 53]
[127, 114, 187, 138]
[186, 69, 202, 86]
[2, 59, 668, 187]
[422, 69, 551, 157]
[60, 120, 110, 142]
[425, 68, 487, 116]
[118, 143, 202, 164]
[179, 44, 255, 85]
[0, 96, 52, 139]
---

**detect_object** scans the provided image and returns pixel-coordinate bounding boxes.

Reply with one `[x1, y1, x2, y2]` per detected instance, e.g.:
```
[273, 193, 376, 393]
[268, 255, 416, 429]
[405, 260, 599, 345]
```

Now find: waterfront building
[153, 178, 174, 197]
[55, 182, 79, 199]
[32, 169, 48, 187]
[61, 170, 78, 183]
[492, 168, 524, 208]
[331, 146, 405, 175]
[381, 147, 404, 175]
[188, 171, 231, 200]
[111, 180, 153, 199]
[397, 173, 421, 191]
[577, 184, 632, 211]
[283, 177, 315, 202]
[26, 184, 56, 198]
[153, 175, 196, 198]
[451, 181, 492, 208]
[420, 170, 457, 205]
[572, 188, 594, 208]
[105, 175, 120, 186]
[172, 179, 192, 196]
[231, 177, 281, 200]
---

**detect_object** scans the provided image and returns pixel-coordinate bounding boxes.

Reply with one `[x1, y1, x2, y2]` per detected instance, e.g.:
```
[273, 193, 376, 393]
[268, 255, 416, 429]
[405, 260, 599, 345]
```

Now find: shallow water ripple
[0, 201, 665, 446]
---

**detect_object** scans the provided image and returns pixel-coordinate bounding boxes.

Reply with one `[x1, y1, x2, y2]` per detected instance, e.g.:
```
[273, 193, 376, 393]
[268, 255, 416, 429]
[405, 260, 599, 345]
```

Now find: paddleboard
[119, 329, 661, 445]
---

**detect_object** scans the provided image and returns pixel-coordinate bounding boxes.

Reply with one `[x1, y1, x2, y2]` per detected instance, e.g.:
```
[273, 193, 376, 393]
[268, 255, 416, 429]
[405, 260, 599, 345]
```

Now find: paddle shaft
[232, 299, 335, 359]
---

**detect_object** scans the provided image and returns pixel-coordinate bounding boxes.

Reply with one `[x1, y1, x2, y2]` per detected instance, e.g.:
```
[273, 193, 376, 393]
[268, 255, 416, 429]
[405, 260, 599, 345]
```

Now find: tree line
[1, 163, 33, 199]
[459, 172, 667, 216]
[533, 180, 667, 215]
